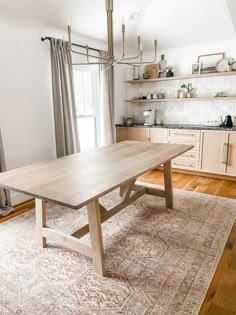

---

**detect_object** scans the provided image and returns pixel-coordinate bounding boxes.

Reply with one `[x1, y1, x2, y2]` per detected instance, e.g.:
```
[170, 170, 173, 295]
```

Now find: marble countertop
[115, 123, 236, 131]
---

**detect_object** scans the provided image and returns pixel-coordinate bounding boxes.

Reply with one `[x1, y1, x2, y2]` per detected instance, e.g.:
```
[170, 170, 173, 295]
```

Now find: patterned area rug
[0, 184, 236, 315]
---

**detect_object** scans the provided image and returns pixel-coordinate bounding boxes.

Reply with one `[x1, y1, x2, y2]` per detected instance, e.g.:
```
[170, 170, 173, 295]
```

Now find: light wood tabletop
[0, 141, 192, 276]
[0, 141, 192, 210]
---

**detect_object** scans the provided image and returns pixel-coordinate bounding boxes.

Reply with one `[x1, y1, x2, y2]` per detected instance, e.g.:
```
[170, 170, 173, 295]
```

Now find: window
[73, 65, 100, 151]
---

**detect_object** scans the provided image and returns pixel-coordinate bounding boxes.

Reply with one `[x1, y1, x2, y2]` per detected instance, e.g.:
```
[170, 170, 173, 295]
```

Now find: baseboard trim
[172, 168, 236, 181]
[156, 167, 236, 181]
[0, 199, 35, 223]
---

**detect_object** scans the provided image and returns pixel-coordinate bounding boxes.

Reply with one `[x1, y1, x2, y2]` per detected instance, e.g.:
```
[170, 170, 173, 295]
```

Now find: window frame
[73, 65, 101, 149]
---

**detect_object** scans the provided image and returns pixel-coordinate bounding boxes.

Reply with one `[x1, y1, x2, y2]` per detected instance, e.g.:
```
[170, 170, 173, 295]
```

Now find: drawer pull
[173, 162, 194, 168]
[173, 133, 196, 137]
[222, 143, 228, 164]
[183, 154, 195, 158]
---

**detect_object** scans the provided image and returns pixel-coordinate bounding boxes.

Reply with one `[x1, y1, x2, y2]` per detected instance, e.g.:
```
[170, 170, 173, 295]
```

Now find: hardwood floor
[139, 170, 236, 315]
[139, 170, 236, 198]
[0, 199, 35, 223]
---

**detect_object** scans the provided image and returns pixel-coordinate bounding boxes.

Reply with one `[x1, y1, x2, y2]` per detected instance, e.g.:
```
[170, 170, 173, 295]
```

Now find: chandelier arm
[70, 48, 110, 61]
[119, 55, 158, 65]
[120, 40, 157, 65]
[119, 54, 140, 61]
[122, 23, 125, 58]
[68, 22, 110, 62]
[86, 45, 91, 64]
[72, 62, 109, 65]
[118, 48, 158, 65]
[117, 61, 141, 66]
[119, 35, 142, 61]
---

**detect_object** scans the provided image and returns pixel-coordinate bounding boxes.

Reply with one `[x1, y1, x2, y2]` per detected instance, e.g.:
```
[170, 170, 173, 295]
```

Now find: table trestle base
[36, 161, 173, 276]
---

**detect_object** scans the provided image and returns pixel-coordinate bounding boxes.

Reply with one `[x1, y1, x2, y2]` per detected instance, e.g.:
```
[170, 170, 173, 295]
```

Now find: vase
[186, 92, 192, 98]
[231, 63, 236, 71]
[159, 54, 167, 78]
[179, 91, 186, 98]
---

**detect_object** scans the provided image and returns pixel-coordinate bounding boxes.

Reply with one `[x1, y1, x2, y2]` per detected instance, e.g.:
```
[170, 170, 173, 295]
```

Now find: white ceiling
[0, 0, 236, 51]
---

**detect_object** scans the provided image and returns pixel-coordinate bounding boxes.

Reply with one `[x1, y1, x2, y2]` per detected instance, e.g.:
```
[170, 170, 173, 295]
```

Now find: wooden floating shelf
[126, 71, 236, 84]
[127, 96, 236, 103]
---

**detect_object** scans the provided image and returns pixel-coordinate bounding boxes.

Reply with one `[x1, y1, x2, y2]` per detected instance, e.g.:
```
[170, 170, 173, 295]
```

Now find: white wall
[0, 21, 105, 204]
[115, 38, 236, 125]
[0, 22, 56, 204]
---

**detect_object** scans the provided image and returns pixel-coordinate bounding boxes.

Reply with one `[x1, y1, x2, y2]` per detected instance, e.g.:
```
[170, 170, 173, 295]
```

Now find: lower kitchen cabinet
[116, 127, 168, 143]
[116, 127, 129, 142]
[149, 128, 168, 143]
[225, 132, 236, 176]
[116, 126, 236, 178]
[128, 127, 148, 141]
[200, 131, 226, 174]
[168, 129, 200, 171]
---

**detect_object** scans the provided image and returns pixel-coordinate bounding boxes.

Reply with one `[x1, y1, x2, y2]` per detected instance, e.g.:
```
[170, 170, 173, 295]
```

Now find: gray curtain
[99, 51, 115, 146]
[50, 39, 80, 158]
[0, 128, 12, 214]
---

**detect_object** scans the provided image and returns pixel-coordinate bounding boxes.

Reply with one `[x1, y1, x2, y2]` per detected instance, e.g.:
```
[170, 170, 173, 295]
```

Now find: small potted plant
[229, 58, 236, 71]
[181, 83, 194, 98]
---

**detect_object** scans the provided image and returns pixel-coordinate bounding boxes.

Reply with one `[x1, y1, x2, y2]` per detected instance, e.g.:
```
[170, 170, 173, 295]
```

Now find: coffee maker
[143, 109, 155, 126]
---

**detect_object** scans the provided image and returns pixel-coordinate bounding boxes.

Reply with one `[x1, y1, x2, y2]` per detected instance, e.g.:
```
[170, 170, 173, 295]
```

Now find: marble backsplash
[126, 75, 236, 125]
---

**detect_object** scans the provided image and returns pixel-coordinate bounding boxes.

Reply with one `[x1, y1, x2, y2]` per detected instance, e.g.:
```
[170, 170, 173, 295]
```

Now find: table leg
[164, 160, 173, 209]
[120, 185, 125, 197]
[87, 200, 105, 276]
[36, 198, 47, 247]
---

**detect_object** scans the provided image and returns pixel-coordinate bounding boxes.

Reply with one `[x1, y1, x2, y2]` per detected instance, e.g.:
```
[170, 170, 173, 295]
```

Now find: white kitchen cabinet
[116, 126, 236, 178]
[225, 132, 236, 176]
[200, 131, 226, 175]
[149, 128, 168, 143]
[168, 129, 201, 171]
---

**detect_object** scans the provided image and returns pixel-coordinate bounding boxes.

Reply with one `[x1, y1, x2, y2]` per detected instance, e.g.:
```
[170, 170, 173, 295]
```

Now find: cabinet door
[116, 127, 129, 143]
[128, 128, 148, 142]
[201, 131, 226, 174]
[149, 128, 168, 143]
[225, 132, 236, 176]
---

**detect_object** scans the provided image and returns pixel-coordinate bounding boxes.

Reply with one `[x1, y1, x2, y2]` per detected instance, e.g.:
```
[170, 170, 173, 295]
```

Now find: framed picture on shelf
[192, 63, 201, 74]
[198, 52, 225, 74]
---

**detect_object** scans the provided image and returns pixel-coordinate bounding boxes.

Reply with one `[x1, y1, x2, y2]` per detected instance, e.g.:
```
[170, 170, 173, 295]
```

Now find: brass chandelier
[68, 0, 158, 66]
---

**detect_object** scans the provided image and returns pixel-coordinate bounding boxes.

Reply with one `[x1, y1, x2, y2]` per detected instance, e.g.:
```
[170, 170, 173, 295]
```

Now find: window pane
[73, 69, 95, 116]
[77, 117, 96, 151]
[74, 70, 85, 115]
[83, 71, 94, 115]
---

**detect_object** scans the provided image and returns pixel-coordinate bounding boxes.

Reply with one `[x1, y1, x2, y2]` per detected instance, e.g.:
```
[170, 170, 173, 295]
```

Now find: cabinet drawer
[169, 129, 200, 140]
[178, 150, 199, 161]
[169, 138, 200, 151]
[172, 158, 199, 170]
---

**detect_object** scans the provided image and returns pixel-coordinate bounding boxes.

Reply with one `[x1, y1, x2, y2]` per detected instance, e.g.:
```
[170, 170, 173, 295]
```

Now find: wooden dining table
[0, 141, 192, 276]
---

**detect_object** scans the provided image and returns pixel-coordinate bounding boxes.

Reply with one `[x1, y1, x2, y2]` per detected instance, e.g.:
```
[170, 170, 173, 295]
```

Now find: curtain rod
[41, 37, 100, 53]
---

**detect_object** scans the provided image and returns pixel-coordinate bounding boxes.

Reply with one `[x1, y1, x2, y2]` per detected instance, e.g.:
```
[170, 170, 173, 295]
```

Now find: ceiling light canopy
[129, 12, 140, 20]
